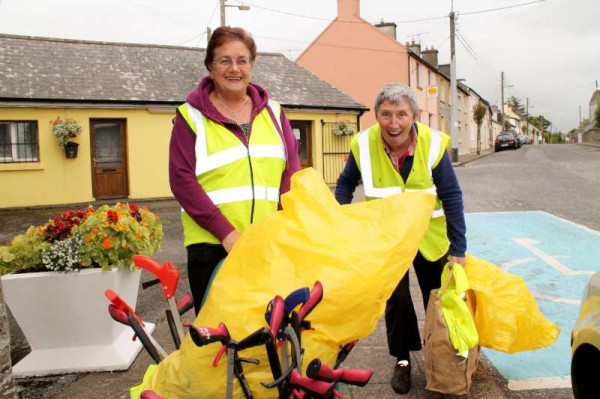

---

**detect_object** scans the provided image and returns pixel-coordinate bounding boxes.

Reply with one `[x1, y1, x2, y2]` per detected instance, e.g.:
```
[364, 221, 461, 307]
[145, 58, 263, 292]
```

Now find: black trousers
[187, 243, 227, 314]
[384, 250, 446, 359]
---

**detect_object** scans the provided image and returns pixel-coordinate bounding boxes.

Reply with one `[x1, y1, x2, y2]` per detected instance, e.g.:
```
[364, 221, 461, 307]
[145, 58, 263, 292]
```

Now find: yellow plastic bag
[439, 263, 479, 355]
[464, 254, 559, 353]
[143, 168, 436, 398]
[130, 364, 157, 399]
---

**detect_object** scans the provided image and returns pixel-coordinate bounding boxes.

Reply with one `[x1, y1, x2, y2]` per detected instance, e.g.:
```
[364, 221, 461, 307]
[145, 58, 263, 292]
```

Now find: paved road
[5, 143, 599, 398]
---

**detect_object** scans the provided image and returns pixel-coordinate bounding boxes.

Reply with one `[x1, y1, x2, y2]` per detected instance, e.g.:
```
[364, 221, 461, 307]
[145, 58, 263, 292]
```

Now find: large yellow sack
[143, 168, 436, 398]
[464, 254, 559, 353]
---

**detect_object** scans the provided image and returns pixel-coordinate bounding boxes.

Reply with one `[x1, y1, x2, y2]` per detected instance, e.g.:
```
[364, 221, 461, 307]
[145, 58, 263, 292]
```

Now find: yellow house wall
[286, 109, 359, 185]
[0, 106, 174, 208]
[1, 106, 356, 208]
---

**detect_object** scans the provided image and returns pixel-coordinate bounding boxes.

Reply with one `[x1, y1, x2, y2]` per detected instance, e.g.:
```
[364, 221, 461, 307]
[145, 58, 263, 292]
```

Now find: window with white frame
[0, 121, 39, 163]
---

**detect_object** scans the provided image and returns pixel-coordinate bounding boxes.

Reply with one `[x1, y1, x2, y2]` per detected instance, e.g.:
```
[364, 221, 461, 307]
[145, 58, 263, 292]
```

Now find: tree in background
[507, 96, 525, 114]
[529, 115, 551, 132]
[503, 119, 512, 130]
[595, 105, 600, 128]
[473, 102, 487, 155]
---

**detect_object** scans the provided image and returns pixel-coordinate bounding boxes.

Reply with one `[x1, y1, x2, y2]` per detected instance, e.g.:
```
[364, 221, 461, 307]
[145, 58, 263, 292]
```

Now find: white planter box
[2, 268, 154, 377]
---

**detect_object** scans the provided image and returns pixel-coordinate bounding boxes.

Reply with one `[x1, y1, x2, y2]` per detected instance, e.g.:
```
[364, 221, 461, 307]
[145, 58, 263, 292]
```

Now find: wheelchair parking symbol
[465, 211, 599, 390]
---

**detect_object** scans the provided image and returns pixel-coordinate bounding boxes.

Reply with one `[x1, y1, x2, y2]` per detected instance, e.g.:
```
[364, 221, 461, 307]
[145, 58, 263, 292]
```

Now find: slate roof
[0, 34, 366, 111]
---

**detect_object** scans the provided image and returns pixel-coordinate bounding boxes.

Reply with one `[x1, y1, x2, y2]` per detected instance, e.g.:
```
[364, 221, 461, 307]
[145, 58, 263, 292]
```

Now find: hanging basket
[64, 142, 79, 159]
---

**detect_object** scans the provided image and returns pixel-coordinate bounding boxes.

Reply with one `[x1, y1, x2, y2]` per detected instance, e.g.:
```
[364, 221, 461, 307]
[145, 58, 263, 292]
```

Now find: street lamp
[220, 0, 250, 27]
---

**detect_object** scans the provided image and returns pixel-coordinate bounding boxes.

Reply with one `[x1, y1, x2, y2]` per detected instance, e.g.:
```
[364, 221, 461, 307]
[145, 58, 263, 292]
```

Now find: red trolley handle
[296, 281, 323, 322]
[306, 358, 373, 387]
[133, 255, 179, 299]
[105, 289, 144, 327]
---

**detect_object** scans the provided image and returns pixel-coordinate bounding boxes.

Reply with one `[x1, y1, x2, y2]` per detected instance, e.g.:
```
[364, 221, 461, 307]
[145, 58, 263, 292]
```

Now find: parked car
[521, 135, 531, 145]
[494, 131, 519, 152]
[571, 272, 600, 399]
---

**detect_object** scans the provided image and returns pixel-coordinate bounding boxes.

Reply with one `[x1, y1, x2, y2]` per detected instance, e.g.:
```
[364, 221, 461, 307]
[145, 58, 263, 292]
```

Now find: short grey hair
[374, 82, 419, 116]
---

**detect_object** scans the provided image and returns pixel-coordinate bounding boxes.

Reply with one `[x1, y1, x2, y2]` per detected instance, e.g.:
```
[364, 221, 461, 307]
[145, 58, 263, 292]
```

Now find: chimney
[337, 0, 360, 21]
[439, 63, 450, 77]
[375, 19, 397, 40]
[406, 40, 421, 56]
[421, 46, 438, 68]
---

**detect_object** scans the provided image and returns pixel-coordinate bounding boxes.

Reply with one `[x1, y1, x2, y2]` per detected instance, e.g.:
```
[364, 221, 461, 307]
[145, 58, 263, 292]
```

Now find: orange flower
[102, 236, 114, 250]
[92, 226, 99, 233]
[86, 234, 94, 243]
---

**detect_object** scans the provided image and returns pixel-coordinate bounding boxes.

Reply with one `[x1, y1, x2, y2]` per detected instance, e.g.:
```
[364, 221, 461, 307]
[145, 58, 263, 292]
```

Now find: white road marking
[508, 376, 571, 390]
[500, 257, 535, 272]
[513, 238, 596, 276]
[531, 291, 581, 305]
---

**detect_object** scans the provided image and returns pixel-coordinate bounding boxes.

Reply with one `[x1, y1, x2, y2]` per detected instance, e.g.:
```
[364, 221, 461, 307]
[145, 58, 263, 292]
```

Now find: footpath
[6, 148, 498, 399]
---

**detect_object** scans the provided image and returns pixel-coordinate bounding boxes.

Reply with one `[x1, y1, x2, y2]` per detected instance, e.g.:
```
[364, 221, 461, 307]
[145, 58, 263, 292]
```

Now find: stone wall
[583, 128, 600, 142]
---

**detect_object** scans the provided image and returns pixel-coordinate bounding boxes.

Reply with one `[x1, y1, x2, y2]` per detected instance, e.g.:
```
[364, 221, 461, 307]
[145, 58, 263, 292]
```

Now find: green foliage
[50, 117, 83, 148]
[332, 120, 355, 136]
[0, 226, 50, 274]
[595, 105, 600, 128]
[507, 96, 525, 113]
[0, 203, 163, 274]
[472, 102, 487, 126]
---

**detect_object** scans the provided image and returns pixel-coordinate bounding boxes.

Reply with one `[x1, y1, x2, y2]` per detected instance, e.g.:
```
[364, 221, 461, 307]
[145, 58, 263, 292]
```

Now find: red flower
[107, 210, 119, 224]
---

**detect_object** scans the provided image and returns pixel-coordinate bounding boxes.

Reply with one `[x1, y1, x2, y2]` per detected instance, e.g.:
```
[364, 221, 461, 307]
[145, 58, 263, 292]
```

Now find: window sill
[0, 162, 44, 171]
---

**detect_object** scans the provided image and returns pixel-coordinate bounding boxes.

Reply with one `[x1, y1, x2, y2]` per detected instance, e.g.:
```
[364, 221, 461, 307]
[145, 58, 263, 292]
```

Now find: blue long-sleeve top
[334, 130, 467, 257]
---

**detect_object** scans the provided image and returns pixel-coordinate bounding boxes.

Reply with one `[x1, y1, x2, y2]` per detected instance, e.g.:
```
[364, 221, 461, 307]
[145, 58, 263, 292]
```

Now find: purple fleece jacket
[169, 76, 300, 244]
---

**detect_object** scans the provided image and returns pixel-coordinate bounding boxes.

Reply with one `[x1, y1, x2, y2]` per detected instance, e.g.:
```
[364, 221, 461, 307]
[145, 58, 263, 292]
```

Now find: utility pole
[220, 0, 226, 27]
[526, 97, 530, 143]
[220, 0, 250, 27]
[500, 71, 505, 124]
[449, 2, 459, 162]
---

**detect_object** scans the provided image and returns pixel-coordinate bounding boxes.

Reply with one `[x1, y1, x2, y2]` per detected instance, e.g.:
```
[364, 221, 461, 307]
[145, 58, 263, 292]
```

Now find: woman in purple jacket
[169, 27, 300, 313]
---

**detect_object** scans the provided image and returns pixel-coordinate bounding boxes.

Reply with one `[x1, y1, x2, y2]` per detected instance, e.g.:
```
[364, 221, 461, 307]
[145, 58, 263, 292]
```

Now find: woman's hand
[448, 255, 466, 268]
[222, 230, 241, 253]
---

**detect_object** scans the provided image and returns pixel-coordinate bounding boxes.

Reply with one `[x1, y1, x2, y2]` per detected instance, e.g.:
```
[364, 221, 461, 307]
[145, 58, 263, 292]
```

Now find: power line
[461, 0, 547, 16]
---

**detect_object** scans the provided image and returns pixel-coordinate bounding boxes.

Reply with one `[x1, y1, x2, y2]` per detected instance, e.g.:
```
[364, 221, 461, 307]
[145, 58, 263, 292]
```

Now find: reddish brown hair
[204, 27, 257, 71]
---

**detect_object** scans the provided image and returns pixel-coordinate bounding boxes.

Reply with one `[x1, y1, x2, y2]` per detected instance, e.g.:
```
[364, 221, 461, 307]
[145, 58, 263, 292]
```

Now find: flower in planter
[50, 117, 83, 148]
[75, 203, 163, 270]
[332, 120, 355, 136]
[0, 202, 163, 274]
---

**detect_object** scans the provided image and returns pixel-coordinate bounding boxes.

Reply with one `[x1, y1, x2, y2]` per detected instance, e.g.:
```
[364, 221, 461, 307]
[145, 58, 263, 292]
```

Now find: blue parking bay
[466, 211, 599, 390]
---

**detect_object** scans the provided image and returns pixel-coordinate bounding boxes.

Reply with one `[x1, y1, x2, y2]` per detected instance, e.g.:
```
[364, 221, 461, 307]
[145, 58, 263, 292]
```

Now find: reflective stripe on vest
[184, 100, 285, 176]
[357, 126, 445, 218]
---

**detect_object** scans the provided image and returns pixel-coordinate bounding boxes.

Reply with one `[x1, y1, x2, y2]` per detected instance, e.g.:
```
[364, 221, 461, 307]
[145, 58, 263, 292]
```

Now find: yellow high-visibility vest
[351, 122, 451, 260]
[178, 100, 286, 246]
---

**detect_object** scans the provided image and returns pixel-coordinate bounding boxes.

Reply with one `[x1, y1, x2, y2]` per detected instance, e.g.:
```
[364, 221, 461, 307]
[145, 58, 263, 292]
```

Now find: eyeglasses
[213, 57, 252, 68]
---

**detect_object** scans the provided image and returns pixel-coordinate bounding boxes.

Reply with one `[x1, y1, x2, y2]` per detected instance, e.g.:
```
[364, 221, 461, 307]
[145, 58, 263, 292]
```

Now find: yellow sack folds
[143, 168, 436, 398]
[464, 254, 560, 353]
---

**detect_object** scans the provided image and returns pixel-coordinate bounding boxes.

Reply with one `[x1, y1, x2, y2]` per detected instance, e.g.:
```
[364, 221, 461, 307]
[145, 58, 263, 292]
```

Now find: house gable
[296, 1, 409, 126]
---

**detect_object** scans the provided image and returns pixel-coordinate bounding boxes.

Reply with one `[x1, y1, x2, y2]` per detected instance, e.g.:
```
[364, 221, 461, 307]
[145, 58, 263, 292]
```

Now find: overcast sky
[0, 0, 598, 132]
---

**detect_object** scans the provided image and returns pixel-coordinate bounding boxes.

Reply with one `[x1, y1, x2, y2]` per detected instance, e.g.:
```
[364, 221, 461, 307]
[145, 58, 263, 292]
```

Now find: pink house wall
[296, 0, 409, 128]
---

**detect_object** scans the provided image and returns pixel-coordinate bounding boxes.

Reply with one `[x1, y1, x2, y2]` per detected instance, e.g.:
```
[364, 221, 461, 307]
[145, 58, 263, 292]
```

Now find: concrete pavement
[5, 148, 501, 399]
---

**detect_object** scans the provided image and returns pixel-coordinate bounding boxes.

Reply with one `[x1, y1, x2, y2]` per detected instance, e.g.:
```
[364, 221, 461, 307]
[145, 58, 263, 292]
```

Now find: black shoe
[391, 362, 411, 394]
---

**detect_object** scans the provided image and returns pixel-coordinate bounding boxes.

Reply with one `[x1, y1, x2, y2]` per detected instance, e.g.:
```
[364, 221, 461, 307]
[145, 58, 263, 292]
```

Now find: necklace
[214, 95, 249, 119]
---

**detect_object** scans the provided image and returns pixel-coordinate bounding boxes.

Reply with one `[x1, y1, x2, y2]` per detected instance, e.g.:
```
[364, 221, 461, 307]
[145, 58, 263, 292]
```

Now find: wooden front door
[290, 120, 312, 168]
[91, 120, 129, 200]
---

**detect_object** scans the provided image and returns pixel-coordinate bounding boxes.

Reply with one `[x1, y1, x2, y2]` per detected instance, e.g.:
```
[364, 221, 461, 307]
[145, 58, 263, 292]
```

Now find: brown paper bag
[423, 287, 479, 395]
